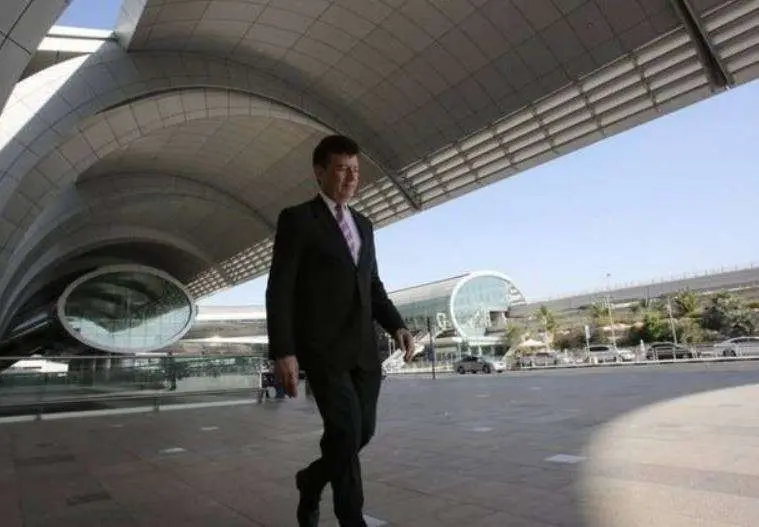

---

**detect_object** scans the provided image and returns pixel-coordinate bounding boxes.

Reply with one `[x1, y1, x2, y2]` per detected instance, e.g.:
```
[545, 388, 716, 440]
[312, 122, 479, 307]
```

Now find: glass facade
[396, 296, 451, 333]
[58, 266, 195, 353]
[394, 272, 518, 357]
[451, 275, 512, 338]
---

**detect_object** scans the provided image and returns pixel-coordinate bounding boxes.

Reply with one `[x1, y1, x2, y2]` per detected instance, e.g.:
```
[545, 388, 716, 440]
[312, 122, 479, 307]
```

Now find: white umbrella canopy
[519, 338, 546, 348]
[503, 337, 548, 360]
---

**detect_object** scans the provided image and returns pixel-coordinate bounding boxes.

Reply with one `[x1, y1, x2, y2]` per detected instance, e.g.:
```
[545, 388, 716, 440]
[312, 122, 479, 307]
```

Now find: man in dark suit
[266, 135, 414, 527]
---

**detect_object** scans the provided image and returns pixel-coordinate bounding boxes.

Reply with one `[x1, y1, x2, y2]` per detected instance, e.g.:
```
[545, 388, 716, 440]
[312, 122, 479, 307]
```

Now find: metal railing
[390, 360, 454, 374]
[6, 349, 754, 418]
[385, 346, 759, 375]
[510, 352, 759, 372]
[0, 354, 270, 420]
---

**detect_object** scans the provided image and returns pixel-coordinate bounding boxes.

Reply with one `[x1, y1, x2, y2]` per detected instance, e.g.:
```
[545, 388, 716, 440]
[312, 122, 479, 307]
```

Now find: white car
[455, 355, 506, 374]
[617, 349, 636, 362]
[520, 351, 558, 368]
[586, 344, 622, 363]
[713, 336, 759, 357]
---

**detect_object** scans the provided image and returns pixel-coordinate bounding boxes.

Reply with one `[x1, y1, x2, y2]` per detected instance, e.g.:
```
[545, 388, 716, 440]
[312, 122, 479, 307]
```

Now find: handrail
[0, 354, 269, 361]
[0, 387, 264, 421]
[0, 387, 258, 409]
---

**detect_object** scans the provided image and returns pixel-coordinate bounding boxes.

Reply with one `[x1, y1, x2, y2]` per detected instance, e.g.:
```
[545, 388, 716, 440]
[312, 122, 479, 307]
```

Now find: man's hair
[312, 135, 360, 168]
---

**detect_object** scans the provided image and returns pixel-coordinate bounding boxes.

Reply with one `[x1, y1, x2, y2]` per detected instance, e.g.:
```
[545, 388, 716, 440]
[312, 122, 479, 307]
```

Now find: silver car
[455, 355, 506, 374]
[646, 342, 693, 360]
[713, 336, 759, 357]
[586, 344, 621, 364]
[520, 351, 559, 368]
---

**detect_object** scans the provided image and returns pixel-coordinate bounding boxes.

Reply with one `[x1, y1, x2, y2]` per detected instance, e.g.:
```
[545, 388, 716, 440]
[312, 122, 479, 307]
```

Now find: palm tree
[534, 305, 557, 334]
[702, 291, 755, 337]
[502, 324, 526, 352]
[588, 302, 606, 325]
[674, 289, 700, 318]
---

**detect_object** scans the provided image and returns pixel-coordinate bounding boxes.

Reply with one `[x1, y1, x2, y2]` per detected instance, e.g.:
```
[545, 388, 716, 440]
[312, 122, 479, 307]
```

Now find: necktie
[335, 204, 358, 263]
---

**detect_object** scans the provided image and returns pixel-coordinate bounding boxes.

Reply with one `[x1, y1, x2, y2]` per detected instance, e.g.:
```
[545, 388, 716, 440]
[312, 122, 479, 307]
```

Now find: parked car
[586, 344, 622, 364]
[555, 352, 580, 365]
[454, 355, 506, 374]
[520, 351, 558, 368]
[646, 342, 693, 360]
[713, 336, 759, 357]
[616, 348, 636, 362]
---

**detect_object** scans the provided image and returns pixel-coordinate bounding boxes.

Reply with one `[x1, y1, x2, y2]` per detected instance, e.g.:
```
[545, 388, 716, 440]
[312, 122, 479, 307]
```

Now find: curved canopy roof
[1, 0, 758, 332]
[389, 270, 527, 308]
[389, 273, 469, 308]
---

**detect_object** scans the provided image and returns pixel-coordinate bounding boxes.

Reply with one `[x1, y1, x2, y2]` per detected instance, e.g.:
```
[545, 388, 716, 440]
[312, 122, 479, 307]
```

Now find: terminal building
[173, 265, 759, 366]
[0, 264, 198, 359]
[388, 271, 526, 360]
[166, 271, 528, 364]
[169, 305, 269, 357]
[4, 265, 758, 369]
[1, 0, 758, 370]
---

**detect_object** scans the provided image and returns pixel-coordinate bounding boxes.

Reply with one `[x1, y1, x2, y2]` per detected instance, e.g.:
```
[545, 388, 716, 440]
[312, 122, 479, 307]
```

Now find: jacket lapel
[310, 196, 356, 266]
[351, 208, 370, 270]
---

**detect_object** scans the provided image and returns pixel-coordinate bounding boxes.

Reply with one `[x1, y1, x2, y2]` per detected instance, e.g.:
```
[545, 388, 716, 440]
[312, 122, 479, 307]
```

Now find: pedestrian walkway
[581, 382, 759, 527]
[1, 363, 758, 526]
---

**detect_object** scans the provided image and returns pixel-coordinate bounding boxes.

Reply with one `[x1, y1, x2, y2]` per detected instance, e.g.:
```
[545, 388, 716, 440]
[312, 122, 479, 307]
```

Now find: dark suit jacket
[265, 196, 406, 371]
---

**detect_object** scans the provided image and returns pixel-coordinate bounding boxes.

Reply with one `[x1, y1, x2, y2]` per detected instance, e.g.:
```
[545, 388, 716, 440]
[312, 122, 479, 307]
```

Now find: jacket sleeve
[368, 224, 407, 335]
[265, 208, 301, 360]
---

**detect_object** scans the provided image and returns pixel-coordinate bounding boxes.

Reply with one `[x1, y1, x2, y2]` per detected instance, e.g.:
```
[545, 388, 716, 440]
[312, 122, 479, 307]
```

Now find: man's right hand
[275, 355, 300, 398]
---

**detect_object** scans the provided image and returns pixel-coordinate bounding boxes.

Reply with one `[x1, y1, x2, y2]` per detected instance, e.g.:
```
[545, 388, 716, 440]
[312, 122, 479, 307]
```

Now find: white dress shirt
[320, 192, 362, 263]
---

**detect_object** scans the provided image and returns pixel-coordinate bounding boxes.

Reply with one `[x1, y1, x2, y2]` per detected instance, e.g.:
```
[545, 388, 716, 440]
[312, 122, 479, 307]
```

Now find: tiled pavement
[1, 362, 759, 526]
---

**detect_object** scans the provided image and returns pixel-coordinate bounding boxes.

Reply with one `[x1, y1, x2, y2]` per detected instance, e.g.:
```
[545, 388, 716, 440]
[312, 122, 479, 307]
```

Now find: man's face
[315, 153, 360, 205]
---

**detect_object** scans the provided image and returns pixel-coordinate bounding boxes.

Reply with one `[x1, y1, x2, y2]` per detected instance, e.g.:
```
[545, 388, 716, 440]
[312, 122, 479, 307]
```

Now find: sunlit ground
[2, 363, 759, 526]
[579, 382, 759, 527]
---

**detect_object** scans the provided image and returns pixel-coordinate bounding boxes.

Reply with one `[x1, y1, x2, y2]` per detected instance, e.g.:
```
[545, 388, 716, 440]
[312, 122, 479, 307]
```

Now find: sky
[56, 1, 759, 305]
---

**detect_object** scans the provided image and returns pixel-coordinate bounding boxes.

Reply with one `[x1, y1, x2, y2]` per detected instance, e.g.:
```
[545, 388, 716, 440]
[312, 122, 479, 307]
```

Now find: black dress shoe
[296, 470, 320, 527]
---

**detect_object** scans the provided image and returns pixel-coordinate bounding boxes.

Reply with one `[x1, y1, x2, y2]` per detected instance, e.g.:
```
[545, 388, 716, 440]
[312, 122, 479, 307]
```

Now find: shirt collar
[319, 191, 348, 215]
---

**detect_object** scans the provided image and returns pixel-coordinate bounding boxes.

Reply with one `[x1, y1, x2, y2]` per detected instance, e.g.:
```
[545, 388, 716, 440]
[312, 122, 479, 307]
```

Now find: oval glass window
[58, 265, 196, 353]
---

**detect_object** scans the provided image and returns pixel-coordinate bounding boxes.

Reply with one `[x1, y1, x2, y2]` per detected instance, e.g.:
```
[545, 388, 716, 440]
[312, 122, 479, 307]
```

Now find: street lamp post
[605, 274, 616, 346]
[606, 295, 617, 345]
[427, 316, 437, 380]
[667, 298, 679, 349]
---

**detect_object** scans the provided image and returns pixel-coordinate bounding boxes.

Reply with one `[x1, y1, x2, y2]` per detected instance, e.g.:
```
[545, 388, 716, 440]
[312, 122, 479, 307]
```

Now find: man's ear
[313, 165, 324, 185]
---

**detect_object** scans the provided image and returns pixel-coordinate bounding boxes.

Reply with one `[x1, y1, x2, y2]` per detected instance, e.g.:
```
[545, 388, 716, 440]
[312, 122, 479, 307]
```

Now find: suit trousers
[301, 364, 382, 526]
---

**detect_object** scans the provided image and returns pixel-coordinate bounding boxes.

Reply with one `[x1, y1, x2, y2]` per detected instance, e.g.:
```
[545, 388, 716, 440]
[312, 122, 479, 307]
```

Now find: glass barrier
[0, 354, 271, 417]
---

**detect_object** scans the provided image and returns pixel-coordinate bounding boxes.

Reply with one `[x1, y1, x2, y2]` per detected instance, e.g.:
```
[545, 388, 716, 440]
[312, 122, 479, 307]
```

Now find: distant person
[266, 135, 414, 526]
[164, 351, 177, 391]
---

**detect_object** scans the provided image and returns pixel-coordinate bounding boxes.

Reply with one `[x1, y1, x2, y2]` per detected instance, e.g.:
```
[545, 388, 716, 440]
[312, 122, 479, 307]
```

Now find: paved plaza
[1, 362, 759, 526]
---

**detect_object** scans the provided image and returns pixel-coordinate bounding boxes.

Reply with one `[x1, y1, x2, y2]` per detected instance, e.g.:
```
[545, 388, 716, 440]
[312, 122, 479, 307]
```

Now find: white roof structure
[195, 305, 267, 322]
[1, 0, 758, 334]
[389, 274, 470, 307]
[389, 271, 527, 307]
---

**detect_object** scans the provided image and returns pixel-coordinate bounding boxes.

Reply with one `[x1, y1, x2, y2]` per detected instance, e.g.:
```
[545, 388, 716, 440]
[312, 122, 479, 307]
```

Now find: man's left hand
[395, 328, 415, 362]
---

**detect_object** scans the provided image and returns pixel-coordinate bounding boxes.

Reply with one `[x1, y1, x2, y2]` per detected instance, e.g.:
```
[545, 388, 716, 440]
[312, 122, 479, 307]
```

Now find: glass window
[60, 268, 194, 353]
[397, 295, 450, 333]
[452, 276, 512, 338]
